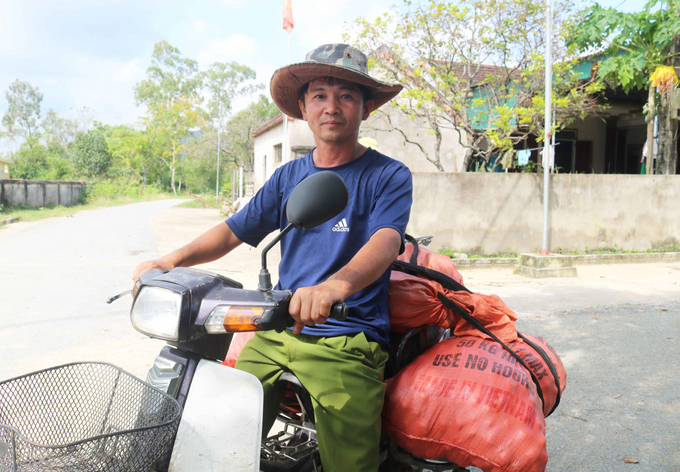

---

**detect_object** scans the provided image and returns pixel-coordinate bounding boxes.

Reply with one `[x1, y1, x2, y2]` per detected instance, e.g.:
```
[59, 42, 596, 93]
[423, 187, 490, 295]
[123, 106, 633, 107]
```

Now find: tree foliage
[72, 127, 113, 177]
[568, 0, 680, 92]
[1, 40, 267, 195]
[222, 94, 279, 170]
[182, 95, 278, 193]
[349, 0, 603, 171]
[203, 62, 260, 125]
[135, 42, 207, 193]
[568, 0, 680, 174]
[41, 107, 92, 159]
[2, 79, 43, 146]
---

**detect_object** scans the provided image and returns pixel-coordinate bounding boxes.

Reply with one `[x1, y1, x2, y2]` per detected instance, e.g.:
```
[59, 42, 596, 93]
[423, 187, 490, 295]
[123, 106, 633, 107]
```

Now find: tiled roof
[252, 113, 294, 138]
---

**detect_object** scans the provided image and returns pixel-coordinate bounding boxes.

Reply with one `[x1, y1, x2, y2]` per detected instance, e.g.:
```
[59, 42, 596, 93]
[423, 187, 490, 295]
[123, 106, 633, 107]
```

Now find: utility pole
[216, 95, 222, 202]
[282, 32, 291, 163]
[540, 0, 553, 256]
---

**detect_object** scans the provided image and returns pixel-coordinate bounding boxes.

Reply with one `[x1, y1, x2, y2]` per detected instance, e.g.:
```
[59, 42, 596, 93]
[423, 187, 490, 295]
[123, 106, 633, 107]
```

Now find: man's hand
[288, 280, 348, 335]
[131, 222, 243, 282]
[287, 228, 401, 335]
[132, 258, 175, 282]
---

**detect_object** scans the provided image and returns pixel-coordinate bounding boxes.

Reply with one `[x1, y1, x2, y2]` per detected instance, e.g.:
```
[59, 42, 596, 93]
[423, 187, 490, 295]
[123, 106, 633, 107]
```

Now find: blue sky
[0, 0, 651, 138]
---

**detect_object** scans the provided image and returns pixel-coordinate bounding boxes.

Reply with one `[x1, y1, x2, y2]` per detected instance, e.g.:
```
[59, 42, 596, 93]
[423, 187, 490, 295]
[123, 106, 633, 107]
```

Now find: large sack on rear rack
[388, 272, 518, 342]
[382, 334, 562, 472]
[512, 333, 566, 417]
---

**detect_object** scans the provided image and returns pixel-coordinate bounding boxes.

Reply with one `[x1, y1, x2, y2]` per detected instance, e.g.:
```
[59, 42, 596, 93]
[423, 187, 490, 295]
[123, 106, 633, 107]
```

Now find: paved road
[518, 303, 680, 472]
[0, 200, 278, 382]
[0, 200, 185, 381]
[1, 202, 678, 471]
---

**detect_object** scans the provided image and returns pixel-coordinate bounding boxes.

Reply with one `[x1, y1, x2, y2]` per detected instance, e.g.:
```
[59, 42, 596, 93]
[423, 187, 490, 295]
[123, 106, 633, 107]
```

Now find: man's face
[298, 78, 374, 145]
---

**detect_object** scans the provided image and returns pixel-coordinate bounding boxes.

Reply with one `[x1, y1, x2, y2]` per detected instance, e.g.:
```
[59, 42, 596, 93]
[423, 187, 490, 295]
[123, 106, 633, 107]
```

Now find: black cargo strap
[517, 333, 562, 416]
[405, 234, 420, 266]
[396, 234, 564, 416]
[393, 260, 472, 294]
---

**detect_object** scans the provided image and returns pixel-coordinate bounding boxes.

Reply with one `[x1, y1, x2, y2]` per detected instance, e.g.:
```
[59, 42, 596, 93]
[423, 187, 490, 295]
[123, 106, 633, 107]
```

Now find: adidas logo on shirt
[332, 218, 350, 233]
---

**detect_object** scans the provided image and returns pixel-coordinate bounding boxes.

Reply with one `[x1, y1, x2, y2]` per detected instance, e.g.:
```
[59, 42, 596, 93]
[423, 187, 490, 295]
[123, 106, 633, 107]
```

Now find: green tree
[107, 125, 162, 187]
[203, 62, 260, 126]
[135, 41, 207, 193]
[222, 95, 279, 170]
[568, 0, 680, 174]
[202, 62, 261, 196]
[12, 143, 49, 179]
[2, 79, 43, 149]
[42, 108, 92, 160]
[72, 127, 113, 177]
[349, 0, 603, 171]
[180, 95, 277, 194]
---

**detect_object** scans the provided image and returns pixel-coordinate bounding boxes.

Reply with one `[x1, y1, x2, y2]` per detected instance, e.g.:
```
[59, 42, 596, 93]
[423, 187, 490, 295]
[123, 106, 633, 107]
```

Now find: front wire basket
[0, 362, 181, 472]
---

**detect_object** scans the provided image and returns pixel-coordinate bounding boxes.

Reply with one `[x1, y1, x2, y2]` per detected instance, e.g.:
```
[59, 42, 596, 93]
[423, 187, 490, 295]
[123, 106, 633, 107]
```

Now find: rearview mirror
[258, 171, 349, 291]
[286, 171, 349, 229]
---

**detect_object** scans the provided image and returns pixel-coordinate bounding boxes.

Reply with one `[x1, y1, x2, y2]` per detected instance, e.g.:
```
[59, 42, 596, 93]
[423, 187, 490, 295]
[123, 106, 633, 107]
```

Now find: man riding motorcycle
[133, 43, 411, 472]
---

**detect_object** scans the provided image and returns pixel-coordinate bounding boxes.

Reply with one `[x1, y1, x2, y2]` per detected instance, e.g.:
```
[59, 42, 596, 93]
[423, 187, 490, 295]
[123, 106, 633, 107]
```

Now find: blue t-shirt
[226, 148, 413, 348]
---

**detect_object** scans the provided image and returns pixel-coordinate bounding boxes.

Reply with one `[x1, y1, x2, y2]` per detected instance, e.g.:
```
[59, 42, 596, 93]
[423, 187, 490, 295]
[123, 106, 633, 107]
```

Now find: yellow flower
[650, 65, 678, 94]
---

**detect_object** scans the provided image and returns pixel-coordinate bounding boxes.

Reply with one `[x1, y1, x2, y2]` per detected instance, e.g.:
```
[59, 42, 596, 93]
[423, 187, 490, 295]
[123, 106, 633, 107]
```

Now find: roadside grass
[0, 193, 176, 224]
[174, 194, 223, 209]
[438, 249, 520, 259]
[438, 245, 680, 259]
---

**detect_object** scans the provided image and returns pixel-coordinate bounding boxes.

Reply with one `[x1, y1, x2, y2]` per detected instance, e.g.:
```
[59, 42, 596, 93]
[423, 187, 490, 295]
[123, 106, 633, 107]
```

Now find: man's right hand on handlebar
[288, 280, 348, 335]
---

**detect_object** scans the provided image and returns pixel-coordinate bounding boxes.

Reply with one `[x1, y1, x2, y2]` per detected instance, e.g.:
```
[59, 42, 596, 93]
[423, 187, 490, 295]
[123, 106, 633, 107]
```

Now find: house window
[274, 144, 283, 163]
[3, 165, 7, 174]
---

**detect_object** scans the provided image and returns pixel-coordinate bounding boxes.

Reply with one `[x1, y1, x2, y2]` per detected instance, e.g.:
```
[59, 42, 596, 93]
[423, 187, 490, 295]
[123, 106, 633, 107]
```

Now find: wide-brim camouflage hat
[270, 43, 403, 120]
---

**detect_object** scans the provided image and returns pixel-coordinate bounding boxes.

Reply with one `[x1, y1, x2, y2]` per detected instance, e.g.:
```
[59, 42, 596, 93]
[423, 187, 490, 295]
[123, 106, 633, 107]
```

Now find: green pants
[235, 329, 389, 472]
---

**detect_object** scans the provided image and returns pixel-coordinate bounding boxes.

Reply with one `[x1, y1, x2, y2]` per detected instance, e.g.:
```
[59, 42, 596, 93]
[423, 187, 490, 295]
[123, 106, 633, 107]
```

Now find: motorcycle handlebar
[329, 303, 348, 321]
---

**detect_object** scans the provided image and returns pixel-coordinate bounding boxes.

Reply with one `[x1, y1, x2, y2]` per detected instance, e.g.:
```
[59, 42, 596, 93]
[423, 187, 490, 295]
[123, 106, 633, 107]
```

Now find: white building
[250, 105, 466, 194]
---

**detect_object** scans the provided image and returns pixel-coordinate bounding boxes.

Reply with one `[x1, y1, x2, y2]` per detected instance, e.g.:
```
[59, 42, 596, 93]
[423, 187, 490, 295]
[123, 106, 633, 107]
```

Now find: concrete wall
[360, 103, 466, 173]
[0, 180, 86, 208]
[408, 173, 680, 254]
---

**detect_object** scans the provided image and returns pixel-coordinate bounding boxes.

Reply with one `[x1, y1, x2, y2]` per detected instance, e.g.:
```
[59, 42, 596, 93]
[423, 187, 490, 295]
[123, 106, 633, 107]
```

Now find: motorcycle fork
[146, 346, 201, 472]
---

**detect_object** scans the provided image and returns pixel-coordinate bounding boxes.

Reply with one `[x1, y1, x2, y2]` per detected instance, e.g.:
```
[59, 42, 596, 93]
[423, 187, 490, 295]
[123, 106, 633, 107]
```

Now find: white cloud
[63, 55, 146, 125]
[197, 34, 259, 65]
[112, 59, 144, 85]
[288, 0, 392, 53]
[214, 0, 245, 7]
[192, 19, 208, 34]
[0, 3, 31, 56]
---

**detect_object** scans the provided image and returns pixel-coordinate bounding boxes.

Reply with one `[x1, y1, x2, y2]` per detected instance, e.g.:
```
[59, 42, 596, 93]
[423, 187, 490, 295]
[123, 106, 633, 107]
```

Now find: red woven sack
[513, 333, 567, 417]
[398, 243, 464, 284]
[388, 271, 459, 333]
[222, 332, 256, 367]
[388, 273, 518, 343]
[382, 335, 548, 472]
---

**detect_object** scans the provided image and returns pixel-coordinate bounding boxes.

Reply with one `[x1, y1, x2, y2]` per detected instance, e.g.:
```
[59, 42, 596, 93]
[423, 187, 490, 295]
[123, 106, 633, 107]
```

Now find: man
[133, 44, 412, 471]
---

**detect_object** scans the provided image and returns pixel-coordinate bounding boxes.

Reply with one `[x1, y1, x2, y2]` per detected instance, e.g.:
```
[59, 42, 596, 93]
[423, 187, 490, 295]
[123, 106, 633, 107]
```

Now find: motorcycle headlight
[131, 286, 183, 341]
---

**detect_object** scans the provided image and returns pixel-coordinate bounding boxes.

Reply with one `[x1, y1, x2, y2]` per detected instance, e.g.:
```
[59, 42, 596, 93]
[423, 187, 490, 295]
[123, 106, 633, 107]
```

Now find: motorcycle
[123, 171, 464, 471]
[0, 171, 465, 472]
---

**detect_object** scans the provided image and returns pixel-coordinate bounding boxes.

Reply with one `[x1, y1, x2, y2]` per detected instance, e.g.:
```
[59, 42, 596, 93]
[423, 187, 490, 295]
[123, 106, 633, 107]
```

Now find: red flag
[282, 0, 294, 33]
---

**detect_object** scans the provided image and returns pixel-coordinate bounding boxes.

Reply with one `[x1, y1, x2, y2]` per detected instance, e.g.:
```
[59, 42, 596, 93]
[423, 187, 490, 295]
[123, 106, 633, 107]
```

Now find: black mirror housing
[286, 171, 349, 229]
